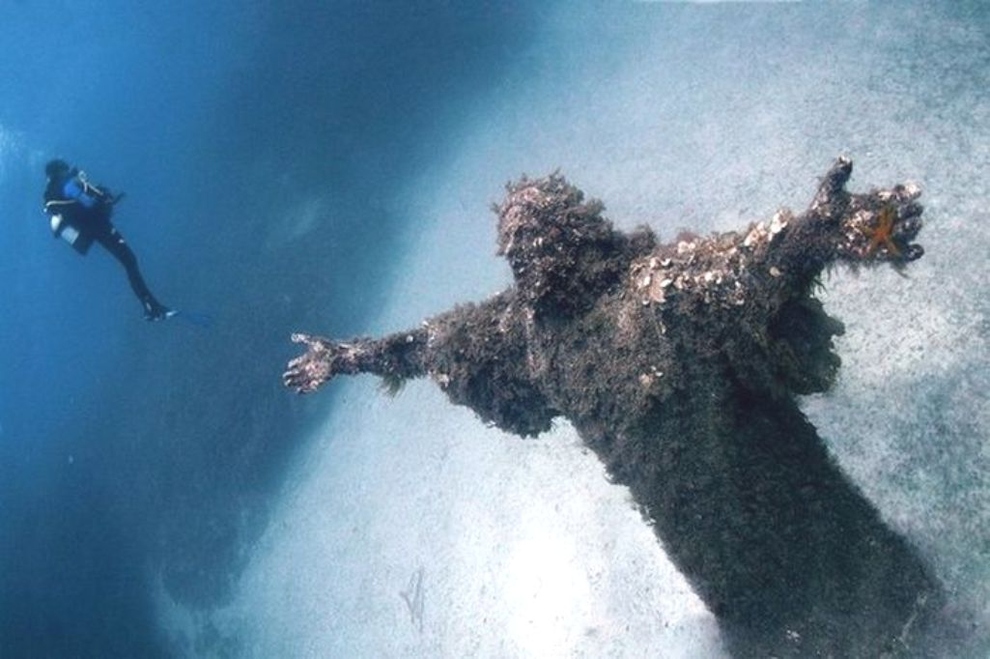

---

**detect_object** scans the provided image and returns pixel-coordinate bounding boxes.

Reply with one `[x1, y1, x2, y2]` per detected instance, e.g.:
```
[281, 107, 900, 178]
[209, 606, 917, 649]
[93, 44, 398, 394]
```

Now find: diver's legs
[94, 226, 169, 319]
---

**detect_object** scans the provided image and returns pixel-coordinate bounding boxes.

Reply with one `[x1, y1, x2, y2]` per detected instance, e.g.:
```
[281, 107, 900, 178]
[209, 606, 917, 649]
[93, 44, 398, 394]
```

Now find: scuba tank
[49, 213, 94, 254]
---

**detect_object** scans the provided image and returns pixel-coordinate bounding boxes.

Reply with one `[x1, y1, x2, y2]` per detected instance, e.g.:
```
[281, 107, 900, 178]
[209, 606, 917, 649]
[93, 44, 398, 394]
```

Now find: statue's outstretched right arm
[283, 329, 429, 394]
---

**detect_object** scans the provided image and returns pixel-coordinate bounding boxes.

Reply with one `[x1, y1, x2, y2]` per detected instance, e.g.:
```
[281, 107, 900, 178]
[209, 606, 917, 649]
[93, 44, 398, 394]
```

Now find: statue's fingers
[290, 333, 338, 358]
[291, 333, 327, 354]
[283, 368, 314, 393]
[902, 244, 924, 262]
[892, 182, 923, 202]
[285, 355, 311, 372]
[282, 363, 303, 382]
[894, 215, 923, 241]
[897, 200, 924, 221]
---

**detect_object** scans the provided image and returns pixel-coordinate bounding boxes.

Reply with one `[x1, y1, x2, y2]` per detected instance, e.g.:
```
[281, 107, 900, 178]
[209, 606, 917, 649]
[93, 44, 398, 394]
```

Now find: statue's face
[496, 184, 546, 262]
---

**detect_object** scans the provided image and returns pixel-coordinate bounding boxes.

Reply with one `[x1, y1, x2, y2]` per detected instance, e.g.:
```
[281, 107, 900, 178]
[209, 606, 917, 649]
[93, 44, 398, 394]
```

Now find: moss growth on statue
[285, 158, 956, 656]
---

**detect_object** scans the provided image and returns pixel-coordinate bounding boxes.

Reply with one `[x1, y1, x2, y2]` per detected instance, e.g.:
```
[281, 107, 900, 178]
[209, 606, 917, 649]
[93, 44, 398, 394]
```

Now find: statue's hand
[283, 333, 343, 393]
[766, 159, 924, 281]
[839, 182, 925, 266]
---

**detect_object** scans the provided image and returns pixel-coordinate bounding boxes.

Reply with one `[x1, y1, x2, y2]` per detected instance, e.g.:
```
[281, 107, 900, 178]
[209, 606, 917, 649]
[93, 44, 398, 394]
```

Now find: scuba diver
[43, 159, 173, 321]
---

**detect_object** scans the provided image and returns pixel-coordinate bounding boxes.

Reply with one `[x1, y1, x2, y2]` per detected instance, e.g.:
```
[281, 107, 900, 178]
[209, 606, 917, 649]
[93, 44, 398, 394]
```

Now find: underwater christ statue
[285, 158, 957, 656]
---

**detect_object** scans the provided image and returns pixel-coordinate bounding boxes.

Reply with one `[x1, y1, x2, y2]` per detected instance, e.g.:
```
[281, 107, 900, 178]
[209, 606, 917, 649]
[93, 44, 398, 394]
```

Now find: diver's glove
[95, 185, 125, 206]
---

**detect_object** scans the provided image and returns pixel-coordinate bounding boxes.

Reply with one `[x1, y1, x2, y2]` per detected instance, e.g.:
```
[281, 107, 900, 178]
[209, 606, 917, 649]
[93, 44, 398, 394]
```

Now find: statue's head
[495, 174, 622, 317]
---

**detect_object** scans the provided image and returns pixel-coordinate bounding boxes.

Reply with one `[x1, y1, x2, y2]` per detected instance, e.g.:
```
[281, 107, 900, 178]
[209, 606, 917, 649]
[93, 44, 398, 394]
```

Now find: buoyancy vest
[43, 172, 109, 254]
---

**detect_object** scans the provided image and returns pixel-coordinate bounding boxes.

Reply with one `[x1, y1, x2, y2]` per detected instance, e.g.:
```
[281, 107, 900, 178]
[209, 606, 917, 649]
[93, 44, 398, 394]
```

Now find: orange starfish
[865, 204, 901, 257]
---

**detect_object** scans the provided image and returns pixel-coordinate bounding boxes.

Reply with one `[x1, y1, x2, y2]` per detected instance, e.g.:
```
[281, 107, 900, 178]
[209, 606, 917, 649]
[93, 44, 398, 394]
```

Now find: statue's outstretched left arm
[763, 157, 924, 280]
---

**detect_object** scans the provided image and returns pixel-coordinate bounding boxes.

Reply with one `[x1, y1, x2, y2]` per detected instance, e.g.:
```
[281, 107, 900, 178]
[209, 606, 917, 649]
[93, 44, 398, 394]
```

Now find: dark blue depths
[0, 2, 544, 656]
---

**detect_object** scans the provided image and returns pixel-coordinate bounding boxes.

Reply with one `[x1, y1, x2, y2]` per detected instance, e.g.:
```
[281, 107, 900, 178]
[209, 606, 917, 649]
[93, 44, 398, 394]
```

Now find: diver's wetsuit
[43, 164, 169, 320]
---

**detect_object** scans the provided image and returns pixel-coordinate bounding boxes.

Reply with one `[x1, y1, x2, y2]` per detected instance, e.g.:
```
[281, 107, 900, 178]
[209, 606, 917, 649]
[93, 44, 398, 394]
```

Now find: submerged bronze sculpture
[284, 158, 951, 655]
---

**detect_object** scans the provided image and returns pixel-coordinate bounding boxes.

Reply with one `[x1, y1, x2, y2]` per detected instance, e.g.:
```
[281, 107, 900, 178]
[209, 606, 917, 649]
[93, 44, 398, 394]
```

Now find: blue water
[0, 3, 548, 656]
[2, 2, 988, 657]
